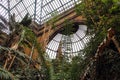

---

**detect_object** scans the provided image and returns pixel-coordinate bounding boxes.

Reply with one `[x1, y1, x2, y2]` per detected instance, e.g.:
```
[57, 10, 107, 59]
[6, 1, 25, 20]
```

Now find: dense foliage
[62, 20, 74, 36]
[74, 0, 120, 79]
[95, 48, 120, 80]
[0, 14, 50, 80]
[76, 0, 120, 32]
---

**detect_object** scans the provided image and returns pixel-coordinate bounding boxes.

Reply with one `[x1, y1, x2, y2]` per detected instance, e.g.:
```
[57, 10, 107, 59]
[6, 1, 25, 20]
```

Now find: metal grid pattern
[0, 0, 80, 25]
[46, 25, 91, 59]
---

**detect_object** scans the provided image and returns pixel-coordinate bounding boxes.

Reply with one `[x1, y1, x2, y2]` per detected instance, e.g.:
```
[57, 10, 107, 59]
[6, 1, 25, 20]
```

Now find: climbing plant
[47, 10, 59, 29]
[76, 0, 120, 33]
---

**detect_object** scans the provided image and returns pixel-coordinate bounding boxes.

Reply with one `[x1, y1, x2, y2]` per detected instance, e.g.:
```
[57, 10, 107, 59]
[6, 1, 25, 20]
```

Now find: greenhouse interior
[0, 0, 120, 80]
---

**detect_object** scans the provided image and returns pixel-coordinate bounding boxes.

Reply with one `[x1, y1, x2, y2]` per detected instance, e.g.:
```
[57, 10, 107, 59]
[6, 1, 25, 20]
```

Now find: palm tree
[0, 67, 17, 80]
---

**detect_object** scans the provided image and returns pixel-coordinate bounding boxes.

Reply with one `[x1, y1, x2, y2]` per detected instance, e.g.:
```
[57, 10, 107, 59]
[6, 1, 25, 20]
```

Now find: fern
[0, 46, 31, 62]
[20, 27, 37, 48]
[0, 67, 13, 80]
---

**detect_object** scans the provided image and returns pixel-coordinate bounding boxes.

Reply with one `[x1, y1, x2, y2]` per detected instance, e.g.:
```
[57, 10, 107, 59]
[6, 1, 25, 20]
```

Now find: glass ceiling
[0, 0, 89, 60]
[0, 0, 80, 25]
[46, 25, 91, 59]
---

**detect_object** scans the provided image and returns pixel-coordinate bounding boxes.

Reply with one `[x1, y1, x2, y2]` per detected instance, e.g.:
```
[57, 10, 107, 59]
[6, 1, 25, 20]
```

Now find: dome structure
[0, 0, 119, 80]
[46, 25, 91, 59]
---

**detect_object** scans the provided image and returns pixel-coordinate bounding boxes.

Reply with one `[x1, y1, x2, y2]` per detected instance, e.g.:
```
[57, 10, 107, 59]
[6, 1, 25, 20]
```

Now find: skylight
[46, 25, 91, 59]
[0, 0, 80, 25]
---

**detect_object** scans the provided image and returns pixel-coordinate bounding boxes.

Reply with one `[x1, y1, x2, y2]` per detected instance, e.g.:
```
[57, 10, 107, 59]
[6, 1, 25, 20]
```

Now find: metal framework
[0, 0, 88, 59]
[46, 25, 91, 59]
[0, 0, 80, 25]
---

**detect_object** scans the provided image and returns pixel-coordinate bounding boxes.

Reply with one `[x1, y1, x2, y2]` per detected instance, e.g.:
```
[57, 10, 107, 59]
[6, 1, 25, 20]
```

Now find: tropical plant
[74, 0, 120, 79]
[0, 14, 45, 80]
[50, 57, 72, 80]
[20, 13, 32, 27]
[0, 67, 19, 80]
[47, 10, 59, 29]
[76, 0, 120, 32]
[96, 49, 120, 80]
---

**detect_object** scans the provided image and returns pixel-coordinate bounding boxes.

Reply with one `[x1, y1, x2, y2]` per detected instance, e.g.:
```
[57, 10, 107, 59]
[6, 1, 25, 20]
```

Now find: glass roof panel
[0, 7, 6, 15]
[46, 25, 91, 59]
[0, 0, 7, 8]
[0, 0, 8, 19]
[10, 8, 19, 17]
[0, 0, 80, 25]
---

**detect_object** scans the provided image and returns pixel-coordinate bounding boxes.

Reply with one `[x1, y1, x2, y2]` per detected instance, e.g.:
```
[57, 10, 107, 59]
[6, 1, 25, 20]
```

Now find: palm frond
[0, 46, 39, 64]
[9, 14, 17, 33]
[20, 13, 32, 27]
[20, 27, 37, 47]
[0, 15, 8, 25]
[10, 13, 16, 22]
[0, 46, 28, 59]
[0, 22, 7, 29]
[0, 67, 13, 80]
[0, 32, 8, 40]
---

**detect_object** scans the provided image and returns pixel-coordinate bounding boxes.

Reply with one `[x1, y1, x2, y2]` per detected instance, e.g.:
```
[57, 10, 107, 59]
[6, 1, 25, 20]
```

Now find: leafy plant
[0, 67, 18, 80]
[20, 13, 32, 27]
[62, 19, 74, 36]
[47, 10, 59, 29]
[74, 0, 120, 79]
[76, 0, 120, 32]
[0, 14, 43, 80]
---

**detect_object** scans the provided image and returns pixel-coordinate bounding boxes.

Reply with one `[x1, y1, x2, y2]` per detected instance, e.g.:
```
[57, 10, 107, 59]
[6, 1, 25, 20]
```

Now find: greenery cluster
[76, 0, 120, 32]
[94, 48, 120, 80]
[0, 14, 50, 80]
[62, 19, 74, 36]
[74, 0, 120, 79]
[47, 11, 59, 29]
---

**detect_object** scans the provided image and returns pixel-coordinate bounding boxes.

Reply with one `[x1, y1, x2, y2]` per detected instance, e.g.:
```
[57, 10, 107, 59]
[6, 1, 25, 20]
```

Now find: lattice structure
[0, 0, 81, 25]
[61, 35, 73, 60]
[46, 25, 91, 59]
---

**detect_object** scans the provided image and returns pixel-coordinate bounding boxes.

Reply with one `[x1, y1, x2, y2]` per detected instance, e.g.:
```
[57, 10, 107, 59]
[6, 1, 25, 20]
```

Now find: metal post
[59, 0, 65, 11]
[8, 0, 10, 21]
[34, 0, 37, 21]
[39, 0, 43, 25]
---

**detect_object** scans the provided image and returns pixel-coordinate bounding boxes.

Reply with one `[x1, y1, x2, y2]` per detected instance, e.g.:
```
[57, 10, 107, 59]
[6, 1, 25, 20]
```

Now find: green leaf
[0, 67, 14, 80]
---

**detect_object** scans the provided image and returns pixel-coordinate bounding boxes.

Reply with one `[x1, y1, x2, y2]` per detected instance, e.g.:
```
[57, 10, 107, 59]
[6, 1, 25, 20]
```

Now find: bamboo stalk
[3, 51, 12, 69]
[89, 15, 98, 28]
[28, 43, 35, 67]
[8, 55, 16, 70]
[3, 59, 8, 69]
[7, 30, 25, 70]
[7, 43, 18, 70]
